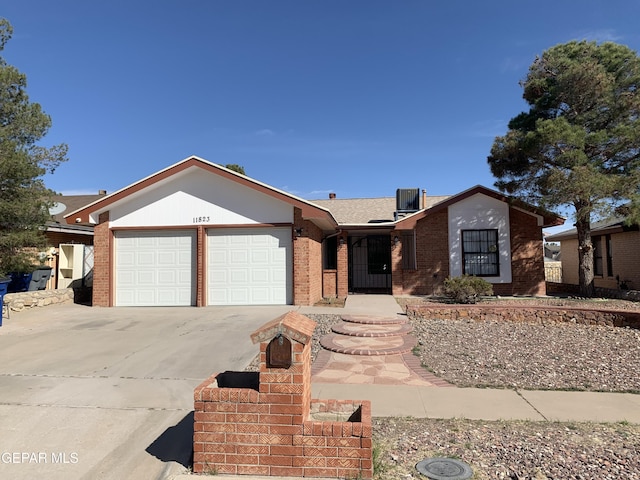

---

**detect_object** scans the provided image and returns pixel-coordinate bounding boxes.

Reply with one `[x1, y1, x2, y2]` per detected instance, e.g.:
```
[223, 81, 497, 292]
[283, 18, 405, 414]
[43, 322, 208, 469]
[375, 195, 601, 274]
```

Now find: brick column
[92, 212, 110, 307]
[193, 310, 372, 478]
[336, 234, 349, 298]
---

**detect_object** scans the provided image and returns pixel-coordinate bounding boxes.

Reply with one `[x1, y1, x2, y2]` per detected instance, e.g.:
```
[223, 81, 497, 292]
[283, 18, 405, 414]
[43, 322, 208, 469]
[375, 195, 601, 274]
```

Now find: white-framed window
[461, 229, 500, 276]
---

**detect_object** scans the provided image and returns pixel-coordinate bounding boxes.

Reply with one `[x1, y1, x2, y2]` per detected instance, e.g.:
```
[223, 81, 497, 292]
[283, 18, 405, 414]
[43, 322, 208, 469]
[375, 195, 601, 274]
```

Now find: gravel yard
[305, 297, 640, 479]
[372, 417, 640, 479]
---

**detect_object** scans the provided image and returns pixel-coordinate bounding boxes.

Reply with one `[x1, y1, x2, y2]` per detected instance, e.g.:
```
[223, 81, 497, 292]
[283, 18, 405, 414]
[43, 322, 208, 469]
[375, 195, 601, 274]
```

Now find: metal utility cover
[416, 457, 473, 480]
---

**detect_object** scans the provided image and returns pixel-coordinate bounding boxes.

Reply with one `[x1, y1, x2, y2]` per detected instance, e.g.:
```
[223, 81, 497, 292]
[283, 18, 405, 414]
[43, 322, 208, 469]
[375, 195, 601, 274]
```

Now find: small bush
[443, 275, 493, 304]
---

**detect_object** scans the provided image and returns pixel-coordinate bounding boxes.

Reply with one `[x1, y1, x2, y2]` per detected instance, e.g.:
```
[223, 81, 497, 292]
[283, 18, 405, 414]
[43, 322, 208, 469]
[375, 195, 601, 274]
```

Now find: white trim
[448, 193, 512, 283]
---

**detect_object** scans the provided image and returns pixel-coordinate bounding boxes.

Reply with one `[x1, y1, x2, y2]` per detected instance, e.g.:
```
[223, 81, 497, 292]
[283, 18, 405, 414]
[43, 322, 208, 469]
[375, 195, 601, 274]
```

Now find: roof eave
[64, 156, 338, 228]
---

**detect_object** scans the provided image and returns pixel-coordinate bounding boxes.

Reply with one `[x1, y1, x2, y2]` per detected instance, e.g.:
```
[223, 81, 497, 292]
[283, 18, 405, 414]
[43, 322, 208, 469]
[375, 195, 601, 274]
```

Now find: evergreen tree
[0, 18, 68, 276]
[225, 164, 246, 175]
[488, 41, 640, 296]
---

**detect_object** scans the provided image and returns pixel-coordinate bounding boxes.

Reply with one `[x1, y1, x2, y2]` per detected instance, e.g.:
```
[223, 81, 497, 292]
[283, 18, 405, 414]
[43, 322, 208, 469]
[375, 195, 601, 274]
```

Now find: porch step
[340, 314, 407, 325]
[331, 321, 413, 337]
[320, 314, 417, 356]
[319, 332, 417, 355]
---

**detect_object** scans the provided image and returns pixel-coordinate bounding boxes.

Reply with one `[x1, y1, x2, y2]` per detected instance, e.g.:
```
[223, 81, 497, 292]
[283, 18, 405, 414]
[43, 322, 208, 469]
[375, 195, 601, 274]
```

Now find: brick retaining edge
[405, 304, 640, 329]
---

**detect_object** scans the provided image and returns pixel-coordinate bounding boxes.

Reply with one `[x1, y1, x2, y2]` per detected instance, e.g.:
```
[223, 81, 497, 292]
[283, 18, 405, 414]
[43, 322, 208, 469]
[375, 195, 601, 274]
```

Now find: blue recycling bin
[7, 271, 33, 293]
[0, 277, 10, 327]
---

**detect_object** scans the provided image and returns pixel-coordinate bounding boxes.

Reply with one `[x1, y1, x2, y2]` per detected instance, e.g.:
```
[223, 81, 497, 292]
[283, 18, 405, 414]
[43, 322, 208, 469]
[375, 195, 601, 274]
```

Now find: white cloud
[255, 129, 275, 137]
[573, 29, 622, 44]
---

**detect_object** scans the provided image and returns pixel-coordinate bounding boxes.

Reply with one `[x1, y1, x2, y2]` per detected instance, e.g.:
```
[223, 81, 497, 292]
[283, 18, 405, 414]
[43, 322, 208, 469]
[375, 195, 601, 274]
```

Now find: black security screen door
[348, 235, 392, 293]
[367, 236, 390, 274]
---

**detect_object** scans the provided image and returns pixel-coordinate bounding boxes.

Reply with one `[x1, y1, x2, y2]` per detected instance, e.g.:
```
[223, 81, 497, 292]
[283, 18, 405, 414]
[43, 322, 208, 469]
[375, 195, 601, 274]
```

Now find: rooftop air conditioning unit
[396, 188, 420, 213]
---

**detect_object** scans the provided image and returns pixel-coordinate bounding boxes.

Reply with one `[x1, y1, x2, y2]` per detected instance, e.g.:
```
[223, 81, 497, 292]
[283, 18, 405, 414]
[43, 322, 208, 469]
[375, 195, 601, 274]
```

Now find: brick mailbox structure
[193, 311, 373, 478]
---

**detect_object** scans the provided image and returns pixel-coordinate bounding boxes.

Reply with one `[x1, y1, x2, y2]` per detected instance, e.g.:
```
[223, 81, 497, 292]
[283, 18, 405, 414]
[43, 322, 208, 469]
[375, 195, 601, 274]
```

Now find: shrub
[443, 275, 493, 304]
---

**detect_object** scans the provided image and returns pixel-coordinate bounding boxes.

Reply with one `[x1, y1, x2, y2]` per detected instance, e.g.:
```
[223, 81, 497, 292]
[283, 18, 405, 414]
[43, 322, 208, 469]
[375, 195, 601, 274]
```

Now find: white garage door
[207, 227, 292, 305]
[115, 230, 196, 306]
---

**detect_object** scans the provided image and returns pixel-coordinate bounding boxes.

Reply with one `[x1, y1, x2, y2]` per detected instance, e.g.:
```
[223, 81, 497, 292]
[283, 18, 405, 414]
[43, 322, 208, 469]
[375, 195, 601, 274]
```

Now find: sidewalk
[299, 295, 640, 425]
[176, 295, 639, 480]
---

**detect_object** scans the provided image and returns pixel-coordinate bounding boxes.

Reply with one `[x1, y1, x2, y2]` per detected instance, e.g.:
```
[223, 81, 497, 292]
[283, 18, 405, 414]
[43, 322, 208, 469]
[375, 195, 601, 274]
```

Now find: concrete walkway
[299, 295, 640, 425]
[3, 295, 637, 480]
[165, 296, 640, 480]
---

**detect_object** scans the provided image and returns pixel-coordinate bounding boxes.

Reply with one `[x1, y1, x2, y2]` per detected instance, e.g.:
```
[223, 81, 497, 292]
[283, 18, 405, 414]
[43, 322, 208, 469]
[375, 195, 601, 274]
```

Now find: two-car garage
[114, 228, 292, 306]
[70, 157, 336, 307]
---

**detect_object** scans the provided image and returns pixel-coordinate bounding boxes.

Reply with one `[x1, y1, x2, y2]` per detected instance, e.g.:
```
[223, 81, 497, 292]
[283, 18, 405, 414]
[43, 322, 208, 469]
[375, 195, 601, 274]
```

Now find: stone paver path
[312, 314, 453, 387]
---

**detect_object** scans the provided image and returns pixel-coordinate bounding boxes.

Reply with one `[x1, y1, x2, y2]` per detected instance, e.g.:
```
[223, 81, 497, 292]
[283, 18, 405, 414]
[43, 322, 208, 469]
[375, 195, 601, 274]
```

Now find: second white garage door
[207, 228, 292, 305]
[115, 230, 196, 306]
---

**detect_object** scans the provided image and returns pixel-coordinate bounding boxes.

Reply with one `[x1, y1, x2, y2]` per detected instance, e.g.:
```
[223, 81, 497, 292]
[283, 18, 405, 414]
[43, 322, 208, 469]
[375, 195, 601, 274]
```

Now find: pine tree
[488, 41, 640, 296]
[0, 18, 68, 276]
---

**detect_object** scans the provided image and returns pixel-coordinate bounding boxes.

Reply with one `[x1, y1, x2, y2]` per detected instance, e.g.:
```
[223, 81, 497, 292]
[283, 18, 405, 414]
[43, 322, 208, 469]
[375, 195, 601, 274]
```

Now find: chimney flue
[422, 189, 426, 209]
[329, 192, 336, 199]
[99, 190, 107, 195]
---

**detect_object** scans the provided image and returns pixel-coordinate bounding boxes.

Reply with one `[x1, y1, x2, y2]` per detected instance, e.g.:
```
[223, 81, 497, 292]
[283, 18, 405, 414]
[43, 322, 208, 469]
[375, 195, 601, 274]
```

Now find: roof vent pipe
[329, 192, 336, 199]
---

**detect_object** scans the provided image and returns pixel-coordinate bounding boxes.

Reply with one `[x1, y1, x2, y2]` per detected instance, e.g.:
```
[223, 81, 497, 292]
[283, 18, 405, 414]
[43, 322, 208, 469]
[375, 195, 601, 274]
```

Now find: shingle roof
[50, 194, 107, 224]
[545, 215, 637, 241]
[311, 196, 451, 225]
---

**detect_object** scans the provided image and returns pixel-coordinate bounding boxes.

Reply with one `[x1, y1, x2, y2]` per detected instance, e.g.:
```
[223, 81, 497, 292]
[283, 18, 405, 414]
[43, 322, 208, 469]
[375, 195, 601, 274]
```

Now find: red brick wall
[323, 234, 348, 299]
[505, 207, 546, 296]
[92, 212, 110, 307]
[293, 208, 324, 306]
[193, 312, 372, 478]
[406, 303, 640, 328]
[323, 270, 337, 297]
[336, 234, 348, 298]
[392, 206, 547, 297]
[393, 210, 450, 296]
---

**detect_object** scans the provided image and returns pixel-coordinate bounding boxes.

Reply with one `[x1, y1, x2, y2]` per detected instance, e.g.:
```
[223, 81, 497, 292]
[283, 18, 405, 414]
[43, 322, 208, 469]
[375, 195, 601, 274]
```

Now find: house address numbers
[193, 216, 211, 223]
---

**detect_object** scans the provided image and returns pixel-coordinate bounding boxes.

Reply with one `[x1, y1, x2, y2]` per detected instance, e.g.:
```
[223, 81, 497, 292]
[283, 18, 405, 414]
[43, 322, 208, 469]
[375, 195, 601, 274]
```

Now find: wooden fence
[544, 262, 562, 283]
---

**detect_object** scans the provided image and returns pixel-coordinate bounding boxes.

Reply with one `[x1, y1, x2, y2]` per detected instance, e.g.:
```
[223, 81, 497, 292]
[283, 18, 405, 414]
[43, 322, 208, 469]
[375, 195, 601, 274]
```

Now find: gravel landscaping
[308, 297, 640, 479]
[246, 297, 640, 479]
[372, 416, 640, 479]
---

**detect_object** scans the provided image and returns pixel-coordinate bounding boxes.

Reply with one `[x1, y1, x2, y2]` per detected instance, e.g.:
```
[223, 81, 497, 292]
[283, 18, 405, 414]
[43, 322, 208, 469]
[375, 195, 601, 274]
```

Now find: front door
[348, 235, 392, 293]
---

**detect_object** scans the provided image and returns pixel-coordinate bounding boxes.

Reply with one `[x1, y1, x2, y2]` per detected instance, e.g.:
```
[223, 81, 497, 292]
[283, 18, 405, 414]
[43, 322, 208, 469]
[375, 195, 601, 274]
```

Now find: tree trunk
[575, 215, 596, 297]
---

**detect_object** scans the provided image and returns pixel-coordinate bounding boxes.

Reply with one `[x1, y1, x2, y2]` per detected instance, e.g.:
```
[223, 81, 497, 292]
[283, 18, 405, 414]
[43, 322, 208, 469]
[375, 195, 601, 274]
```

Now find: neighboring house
[44, 192, 106, 288]
[543, 242, 562, 283]
[47, 193, 105, 246]
[546, 216, 640, 291]
[64, 156, 564, 307]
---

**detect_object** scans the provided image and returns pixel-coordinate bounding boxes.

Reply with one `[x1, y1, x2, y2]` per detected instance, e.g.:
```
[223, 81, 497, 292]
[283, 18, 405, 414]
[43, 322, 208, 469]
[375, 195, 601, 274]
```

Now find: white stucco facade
[448, 193, 512, 283]
[106, 167, 294, 228]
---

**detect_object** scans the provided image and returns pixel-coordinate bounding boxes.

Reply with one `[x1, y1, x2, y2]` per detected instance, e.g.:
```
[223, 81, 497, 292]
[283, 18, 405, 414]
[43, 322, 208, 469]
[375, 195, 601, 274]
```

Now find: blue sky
[3, 1, 640, 230]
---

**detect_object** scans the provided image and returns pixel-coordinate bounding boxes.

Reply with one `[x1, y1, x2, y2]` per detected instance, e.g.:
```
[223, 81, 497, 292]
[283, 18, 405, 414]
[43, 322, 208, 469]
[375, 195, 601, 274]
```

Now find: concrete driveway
[0, 303, 295, 480]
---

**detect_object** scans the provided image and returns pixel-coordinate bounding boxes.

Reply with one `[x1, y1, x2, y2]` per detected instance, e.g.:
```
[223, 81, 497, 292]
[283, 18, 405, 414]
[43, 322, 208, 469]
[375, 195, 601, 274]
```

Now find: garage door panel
[118, 252, 135, 266]
[207, 228, 291, 305]
[115, 230, 196, 306]
[157, 251, 177, 265]
[137, 251, 155, 266]
[251, 269, 269, 282]
[208, 289, 228, 304]
[137, 271, 155, 285]
[230, 250, 249, 263]
[251, 288, 270, 303]
[272, 269, 286, 283]
[157, 270, 177, 284]
[251, 249, 269, 263]
[230, 269, 249, 283]
[137, 237, 156, 247]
